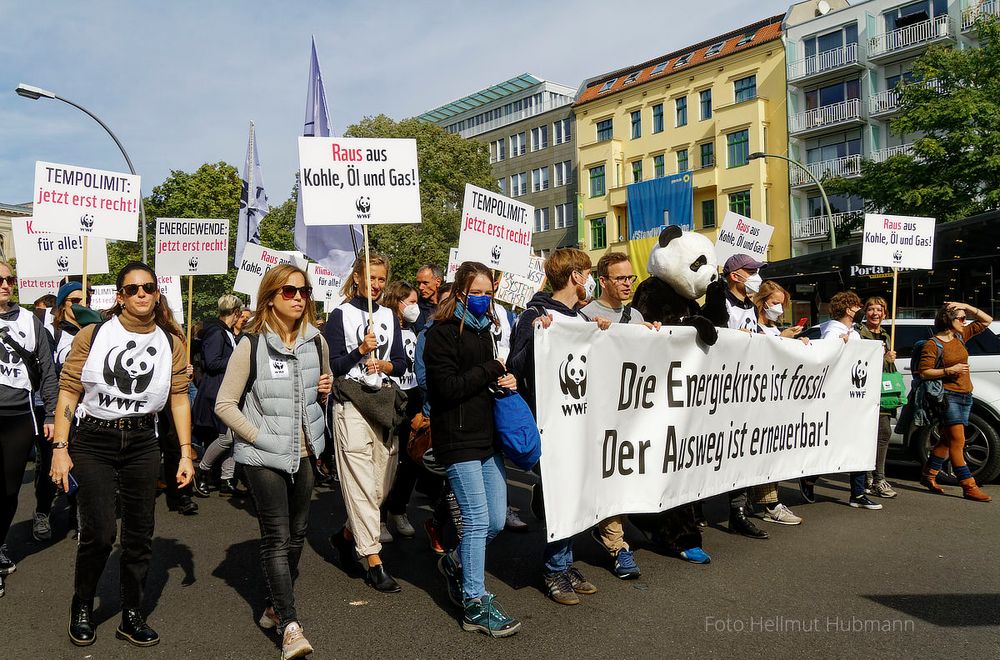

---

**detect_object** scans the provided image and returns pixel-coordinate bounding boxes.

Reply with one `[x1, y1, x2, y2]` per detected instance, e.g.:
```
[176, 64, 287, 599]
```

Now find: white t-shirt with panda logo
[336, 301, 398, 384]
[0, 306, 37, 392]
[392, 326, 418, 391]
[725, 289, 761, 333]
[78, 316, 173, 420]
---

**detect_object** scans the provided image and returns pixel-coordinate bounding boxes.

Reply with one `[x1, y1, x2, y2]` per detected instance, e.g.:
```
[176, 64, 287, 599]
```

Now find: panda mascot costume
[628, 225, 721, 563]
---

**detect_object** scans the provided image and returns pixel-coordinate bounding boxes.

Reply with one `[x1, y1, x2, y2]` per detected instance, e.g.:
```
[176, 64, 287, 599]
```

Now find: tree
[827, 16, 1000, 226]
[343, 115, 496, 281]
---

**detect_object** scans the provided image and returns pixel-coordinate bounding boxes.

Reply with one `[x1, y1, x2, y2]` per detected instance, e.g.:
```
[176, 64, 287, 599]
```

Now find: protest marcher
[0, 260, 57, 599]
[509, 247, 607, 606]
[192, 294, 245, 498]
[325, 254, 407, 593]
[425, 261, 522, 637]
[856, 297, 899, 499]
[918, 302, 993, 501]
[580, 252, 645, 578]
[215, 264, 332, 659]
[414, 264, 443, 333]
[50, 262, 194, 646]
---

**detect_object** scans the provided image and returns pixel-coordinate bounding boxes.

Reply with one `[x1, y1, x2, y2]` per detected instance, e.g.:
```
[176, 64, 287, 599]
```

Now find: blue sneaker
[462, 594, 521, 638]
[679, 547, 711, 564]
[613, 547, 641, 579]
[437, 551, 463, 607]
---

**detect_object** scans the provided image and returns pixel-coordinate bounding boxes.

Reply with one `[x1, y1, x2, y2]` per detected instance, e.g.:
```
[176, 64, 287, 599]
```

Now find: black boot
[364, 563, 402, 593]
[192, 468, 212, 497]
[116, 608, 160, 647]
[329, 528, 361, 574]
[729, 506, 769, 539]
[167, 494, 199, 515]
[69, 596, 96, 646]
[219, 478, 247, 498]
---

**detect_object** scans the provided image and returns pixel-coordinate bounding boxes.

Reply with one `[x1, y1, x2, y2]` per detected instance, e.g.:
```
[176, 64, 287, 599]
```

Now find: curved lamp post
[749, 151, 836, 249]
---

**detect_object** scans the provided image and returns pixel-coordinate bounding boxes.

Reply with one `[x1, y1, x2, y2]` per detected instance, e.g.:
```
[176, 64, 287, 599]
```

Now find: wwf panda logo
[558, 353, 587, 400]
[403, 335, 416, 373]
[892, 250, 903, 264]
[356, 322, 390, 361]
[80, 214, 95, 229]
[188, 256, 199, 269]
[490, 245, 502, 265]
[355, 196, 371, 219]
[0, 329, 27, 365]
[56, 256, 70, 270]
[851, 360, 868, 389]
[104, 340, 157, 395]
[271, 359, 287, 376]
[325, 289, 334, 300]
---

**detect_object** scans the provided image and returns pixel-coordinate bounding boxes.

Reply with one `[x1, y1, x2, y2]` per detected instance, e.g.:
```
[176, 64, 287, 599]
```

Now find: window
[497, 178, 505, 194]
[701, 199, 717, 228]
[510, 132, 526, 156]
[631, 160, 643, 183]
[589, 165, 606, 197]
[534, 207, 550, 232]
[804, 23, 859, 63]
[728, 190, 751, 216]
[553, 118, 572, 144]
[491, 138, 506, 163]
[597, 118, 613, 142]
[676, 97, 688, 127]
[623, 72, 640, 85]
[510, 172, 527, 197]
[806, 135, 862, 164]
[654, 154, 665, 178]
[700, 89, 712, 120]
[736, 30, 757, 47]
[553, 160, 572, 187]
[651, 61, 669, 75]
[884, 0, 947, 31]
[805, 78, 861, 109]
[677, 149, 689, 173]
[599, 78, 618, 93]
[700, 142, 715, 168]
[734, 75, 757, 103]
[727, 129, 750, 167]
[531, 166, 550, 192]
[674, 53, 693, 67]
[555, 203, 574, 229]
[630, 110, 642, 139]
[808, 192, 863, 217]
[652, 104, 664, 133]
[705, 41, 725, 57]
[531, 125, 548, 151]
[591, 217, 607, 249]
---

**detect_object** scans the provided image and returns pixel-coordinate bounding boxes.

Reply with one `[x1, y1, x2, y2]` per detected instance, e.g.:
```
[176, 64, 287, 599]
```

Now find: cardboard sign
[861, 214, 935, 270]
[495, 256, 546, 309]
[16, 277, 62, 305]
[11, 216, 108, 277]
[297, 137, 421, 226]
[307, 262, 344, 308]
[31, 161, 141, 241]
[157, 275, 184, 324]
[155, 218, 230, 275]
[457, 184, 533, 276]
[233, 244, 307, 297]
[89, 285, 118, 312]
[715, 211, 774, 265]
[445, 248, 460, 283]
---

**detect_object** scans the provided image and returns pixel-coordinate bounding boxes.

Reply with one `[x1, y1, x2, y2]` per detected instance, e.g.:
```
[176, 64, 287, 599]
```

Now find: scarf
[454, 300, 493, 332]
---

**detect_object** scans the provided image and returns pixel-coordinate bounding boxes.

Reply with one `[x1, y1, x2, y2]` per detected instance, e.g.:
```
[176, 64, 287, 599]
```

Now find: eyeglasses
[955, 315, 967, 322]
[606, 275, 637, 285]
[119, 282, 158, 297]
[280, 285, 313, 300]
[67, 297, 85, 305]
[0, 276, 16, 287]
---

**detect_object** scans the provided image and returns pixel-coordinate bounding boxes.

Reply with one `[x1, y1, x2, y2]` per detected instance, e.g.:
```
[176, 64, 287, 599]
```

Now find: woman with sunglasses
[0, 261, 58, 599]
[50, 262, 194, 647]
[215, 265, 331, 659]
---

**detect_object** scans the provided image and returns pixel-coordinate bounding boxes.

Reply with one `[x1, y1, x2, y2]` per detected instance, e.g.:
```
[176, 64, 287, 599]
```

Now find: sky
[0, 0, 792, 205]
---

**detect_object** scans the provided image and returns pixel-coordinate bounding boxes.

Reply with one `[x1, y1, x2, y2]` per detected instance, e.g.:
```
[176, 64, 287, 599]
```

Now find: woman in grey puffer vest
[215, 264, 331, 660]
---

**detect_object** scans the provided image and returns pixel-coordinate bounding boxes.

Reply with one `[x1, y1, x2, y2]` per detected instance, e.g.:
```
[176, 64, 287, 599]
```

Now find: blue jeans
[446, 453, 507, 600]
[544, 538, 574, 575]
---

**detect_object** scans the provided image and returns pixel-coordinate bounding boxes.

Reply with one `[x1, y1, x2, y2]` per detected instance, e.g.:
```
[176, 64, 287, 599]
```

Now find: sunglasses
[67, 296, 85, 305]
[955, 315, 967, 322]
[0, 276, 16, 287]
[280, 285, 313, 300]
[119, 282, 158, 297]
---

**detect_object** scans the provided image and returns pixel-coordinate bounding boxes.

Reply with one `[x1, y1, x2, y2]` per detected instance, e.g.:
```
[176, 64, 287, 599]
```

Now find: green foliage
[828, 16, 1000, 223]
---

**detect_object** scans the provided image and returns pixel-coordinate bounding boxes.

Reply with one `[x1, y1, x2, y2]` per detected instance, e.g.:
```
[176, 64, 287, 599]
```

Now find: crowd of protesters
[0, 247, 992, 658]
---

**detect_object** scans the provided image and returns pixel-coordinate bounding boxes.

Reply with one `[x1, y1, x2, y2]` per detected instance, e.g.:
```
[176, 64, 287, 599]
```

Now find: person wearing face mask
[856, 297, 898, 499]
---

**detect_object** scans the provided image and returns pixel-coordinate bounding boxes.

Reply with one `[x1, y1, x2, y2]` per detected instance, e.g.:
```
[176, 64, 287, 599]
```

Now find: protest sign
[31, 161, 141, 241]
[456, 184, 532, 276]
[297, 137, 421, 226]
[861, 214, 935, 270]
[495, 256, 546, 309]
[157, 275, 184, 324]
[16, 277, 62, 305]
[715, 211, 774, 265]
[233, 244, 307, 297]
[11, 216, 108, 277]
[89, 285, 118, 312]
[535, 322, 882, 541]
[155, 218, 230, 275]
[307, 262, 344, 308]
[445, 248, 459, 283]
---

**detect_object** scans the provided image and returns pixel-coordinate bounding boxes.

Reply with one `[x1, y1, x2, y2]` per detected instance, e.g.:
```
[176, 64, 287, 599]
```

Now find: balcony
[787, 43, 865, 86]
[790, 155, 862, 189]
[870, 144, 915, 163]
[868, 15, 954, 63]
[963, 0, 999, 31]
[869, 80, 943, 117]
[789, 99, 863, 136]
[792, 211, 863, 241]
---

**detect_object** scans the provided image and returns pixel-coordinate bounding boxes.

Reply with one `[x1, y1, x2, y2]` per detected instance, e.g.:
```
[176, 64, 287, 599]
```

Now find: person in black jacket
[424, 261, 520, 637]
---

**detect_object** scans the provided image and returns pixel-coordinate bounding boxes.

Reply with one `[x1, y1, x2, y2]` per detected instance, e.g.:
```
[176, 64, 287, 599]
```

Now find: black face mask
[853, 308, 866, 325]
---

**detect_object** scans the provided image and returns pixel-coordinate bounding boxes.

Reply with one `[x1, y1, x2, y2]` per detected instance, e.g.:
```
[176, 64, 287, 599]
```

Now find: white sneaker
[390, 514, 415, 538]
[281, 621, 313, 659]
[872, 479, 898, 498]
[760, 503, 802, 525]
[379, 522, 394, 544]
[505, 507, 528, 532]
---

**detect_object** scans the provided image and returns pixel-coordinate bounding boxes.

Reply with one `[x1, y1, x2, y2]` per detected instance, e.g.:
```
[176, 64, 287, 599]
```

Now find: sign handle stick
[362, 225, 375, 372]
[890, 267, 899, 352]
[81, 236, 89, 296]
[186, 275, 194, 362]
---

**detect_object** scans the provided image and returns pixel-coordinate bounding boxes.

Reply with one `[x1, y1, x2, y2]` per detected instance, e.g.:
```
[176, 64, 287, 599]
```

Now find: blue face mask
[466, 294, 492, 317]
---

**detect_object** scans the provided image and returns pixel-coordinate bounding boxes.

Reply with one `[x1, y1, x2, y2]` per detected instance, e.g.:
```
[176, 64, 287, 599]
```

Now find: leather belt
[79, 414, 155, 431]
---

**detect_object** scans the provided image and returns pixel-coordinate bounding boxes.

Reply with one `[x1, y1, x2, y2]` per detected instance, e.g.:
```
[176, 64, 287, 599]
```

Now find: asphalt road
[3, 462, 999, 659]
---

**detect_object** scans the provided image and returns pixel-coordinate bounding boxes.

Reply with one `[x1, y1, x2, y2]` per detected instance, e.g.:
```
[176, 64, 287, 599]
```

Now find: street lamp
[749, 151, 836, 250]
[15, 82, 149, 261]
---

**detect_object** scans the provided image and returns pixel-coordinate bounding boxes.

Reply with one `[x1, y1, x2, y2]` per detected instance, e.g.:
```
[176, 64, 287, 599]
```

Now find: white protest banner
[31, 161, 141, 241]
[307, 263, 344, 308]
[155, 218, 230, 275]
[16, 277, 62, 305]
[861, 214, 935, 269]
[457, 184, 532, 276]
[89, 285, 118, 312]
[536, 322, 882, 541]
[495, 256, 546, 309]
[233, 244, 307, 297]
[297, 137, 421, 226]
[11, 216, 108, 277]
[445, 248, 460, 283]
[157, 275, 184, 325]
[715, 211, 774, 265]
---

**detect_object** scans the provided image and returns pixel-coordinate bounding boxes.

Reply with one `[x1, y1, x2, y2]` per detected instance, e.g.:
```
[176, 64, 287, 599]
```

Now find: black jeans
[32, 406, 59, 515]
[385, 393, 424, 516]
[244, 458, 314, 628]
[71, 422, 160, 608]
[0, 413, 35, 545]
[159, 412, 194, 502]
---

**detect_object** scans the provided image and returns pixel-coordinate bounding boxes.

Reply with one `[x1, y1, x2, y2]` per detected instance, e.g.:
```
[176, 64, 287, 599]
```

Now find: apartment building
[419, 74, 579, 254]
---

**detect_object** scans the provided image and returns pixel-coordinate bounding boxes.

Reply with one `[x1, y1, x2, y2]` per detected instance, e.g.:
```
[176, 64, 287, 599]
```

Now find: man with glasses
[581, 252, 646, 325]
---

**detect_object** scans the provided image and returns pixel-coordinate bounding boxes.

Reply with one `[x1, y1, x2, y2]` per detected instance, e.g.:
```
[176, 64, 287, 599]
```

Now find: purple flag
[294, 37, 361, 275]
[236, 121, 269, 268]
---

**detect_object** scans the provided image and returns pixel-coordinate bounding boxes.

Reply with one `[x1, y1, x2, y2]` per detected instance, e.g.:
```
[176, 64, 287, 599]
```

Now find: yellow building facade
[574, 14, 791, 272]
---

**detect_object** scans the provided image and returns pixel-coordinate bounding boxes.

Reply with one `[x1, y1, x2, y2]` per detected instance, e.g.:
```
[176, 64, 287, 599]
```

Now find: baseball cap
[723, 254, 766, 275]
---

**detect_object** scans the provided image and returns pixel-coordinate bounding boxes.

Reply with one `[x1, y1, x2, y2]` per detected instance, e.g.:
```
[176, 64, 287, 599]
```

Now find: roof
[575, 14, 785, 107]
[419, 73, 544, 123]
[0, 202, 32, 216]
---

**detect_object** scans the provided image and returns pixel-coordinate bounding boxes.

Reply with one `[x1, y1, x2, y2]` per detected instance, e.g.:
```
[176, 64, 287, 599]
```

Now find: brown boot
[960, 478, 992, 502]
[920, 466, 945, 495]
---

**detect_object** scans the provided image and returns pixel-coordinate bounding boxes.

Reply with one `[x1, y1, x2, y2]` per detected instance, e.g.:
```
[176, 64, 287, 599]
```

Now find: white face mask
[744, 273, 763, 294]
[401, 303, 420, 324]
[584, 274, 597, 299]
[764, 303, 783, 322]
